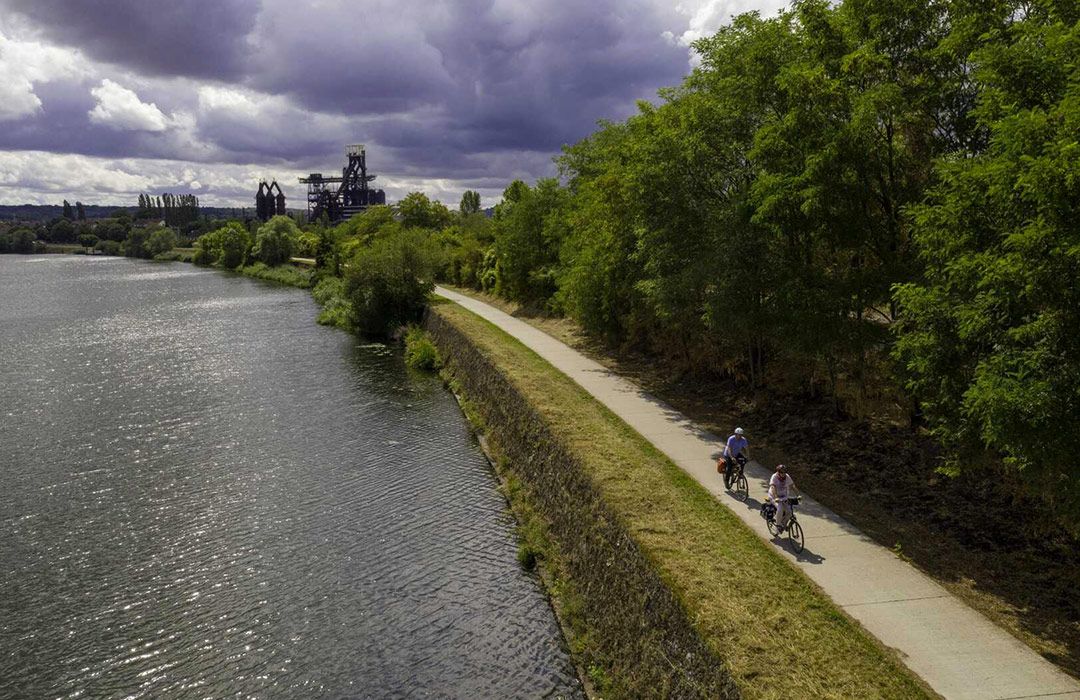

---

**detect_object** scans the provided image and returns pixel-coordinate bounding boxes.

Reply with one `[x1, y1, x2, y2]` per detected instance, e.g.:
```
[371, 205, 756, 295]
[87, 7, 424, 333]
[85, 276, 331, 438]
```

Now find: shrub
[124, 228, 150, 258]
[95, 239, 121, 255]
[312, 276, 352, 328]
[11, 228, 36, 254]
[193, 222, 251, 268]
[404, 326, 442, 371]
[252, 215, 297, 266]
[344, 228, 438, 337]
[145, 228, 177, 258]
[237, 261, 312, 288]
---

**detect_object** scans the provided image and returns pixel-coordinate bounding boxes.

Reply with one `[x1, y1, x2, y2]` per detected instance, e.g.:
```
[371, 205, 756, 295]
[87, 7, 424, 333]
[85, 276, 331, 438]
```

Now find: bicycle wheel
[788, 520, 804, 554]
[766, 514, 779, 537]
[734, 473, 748, 501]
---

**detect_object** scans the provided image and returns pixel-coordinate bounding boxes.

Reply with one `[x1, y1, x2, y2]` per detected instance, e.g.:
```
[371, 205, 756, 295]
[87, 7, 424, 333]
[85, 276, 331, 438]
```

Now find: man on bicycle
[721, 427, 749, 489]
[767, 464, 798, 533]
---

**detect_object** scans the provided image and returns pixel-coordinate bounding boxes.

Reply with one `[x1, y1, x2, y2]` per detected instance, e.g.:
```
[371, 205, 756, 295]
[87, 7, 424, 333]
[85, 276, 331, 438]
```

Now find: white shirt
[769, 473, 794, 499]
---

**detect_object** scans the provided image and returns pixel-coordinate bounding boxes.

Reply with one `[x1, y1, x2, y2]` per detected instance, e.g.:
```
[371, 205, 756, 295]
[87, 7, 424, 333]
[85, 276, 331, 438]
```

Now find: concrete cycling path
[434, 286, 1080, 700]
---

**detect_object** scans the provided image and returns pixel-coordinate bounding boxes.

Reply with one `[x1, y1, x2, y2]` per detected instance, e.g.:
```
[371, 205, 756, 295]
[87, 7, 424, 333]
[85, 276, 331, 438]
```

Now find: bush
[145, 228, 177, 258]
[11, 228, 36, 254]
[78, 233, 99, 249]
[124, 228, 150, 258]
[193, 222, 251, 268]
[95, 239, 121, 255]
[404, 326, 442, 371]
[312, 276, 352, 328]
[252, 215, 297, 266]
[345, 228, 438, 337]
[237, 261, 312, 288]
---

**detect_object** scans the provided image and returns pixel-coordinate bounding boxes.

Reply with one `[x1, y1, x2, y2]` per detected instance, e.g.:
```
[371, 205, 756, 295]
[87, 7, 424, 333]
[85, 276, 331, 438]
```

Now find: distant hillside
[0, 204, 266, 222]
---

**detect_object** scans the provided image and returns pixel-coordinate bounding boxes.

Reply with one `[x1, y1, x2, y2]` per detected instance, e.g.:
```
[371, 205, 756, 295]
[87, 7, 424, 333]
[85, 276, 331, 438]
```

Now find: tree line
[311, 0, 1079, 524]
[137, 192, 201, 226]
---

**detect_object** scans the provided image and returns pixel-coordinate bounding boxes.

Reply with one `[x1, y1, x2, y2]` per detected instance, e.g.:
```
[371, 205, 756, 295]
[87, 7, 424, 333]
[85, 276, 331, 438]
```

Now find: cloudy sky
[0, 0, 785, 208]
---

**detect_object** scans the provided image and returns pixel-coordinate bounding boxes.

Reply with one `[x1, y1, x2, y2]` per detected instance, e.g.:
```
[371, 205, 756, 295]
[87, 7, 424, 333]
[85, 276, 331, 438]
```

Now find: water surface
[0, 255, 580, 698]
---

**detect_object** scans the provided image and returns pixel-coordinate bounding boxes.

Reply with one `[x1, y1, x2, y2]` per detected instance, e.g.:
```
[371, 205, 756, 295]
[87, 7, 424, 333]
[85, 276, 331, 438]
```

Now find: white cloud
[88, 79, 170, 132]
[672, 0, 788, 61]
[0, 31, 87, 121]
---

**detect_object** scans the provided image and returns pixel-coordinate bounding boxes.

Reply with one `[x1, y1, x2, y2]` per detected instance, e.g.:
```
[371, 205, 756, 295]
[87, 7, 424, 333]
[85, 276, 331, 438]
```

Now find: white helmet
[734, 427, 744, 435]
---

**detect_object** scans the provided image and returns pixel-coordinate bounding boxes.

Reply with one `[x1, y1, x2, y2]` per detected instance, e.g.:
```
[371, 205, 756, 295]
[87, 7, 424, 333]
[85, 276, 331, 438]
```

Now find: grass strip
[235, 261, 313, 288]
[432, 301, 934, 699]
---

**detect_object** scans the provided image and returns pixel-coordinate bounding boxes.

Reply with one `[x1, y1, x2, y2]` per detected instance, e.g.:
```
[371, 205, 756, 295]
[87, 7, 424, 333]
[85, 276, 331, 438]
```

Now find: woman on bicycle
[767, 464, 798, 533]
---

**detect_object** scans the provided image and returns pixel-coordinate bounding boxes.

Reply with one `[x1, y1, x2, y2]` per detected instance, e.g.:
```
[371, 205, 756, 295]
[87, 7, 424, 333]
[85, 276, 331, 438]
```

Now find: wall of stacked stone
[425, 308, 738, 698]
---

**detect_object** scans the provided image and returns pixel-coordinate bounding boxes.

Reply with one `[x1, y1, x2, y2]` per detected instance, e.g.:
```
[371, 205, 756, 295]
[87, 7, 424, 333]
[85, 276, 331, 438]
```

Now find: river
[0, 255, 580, 698]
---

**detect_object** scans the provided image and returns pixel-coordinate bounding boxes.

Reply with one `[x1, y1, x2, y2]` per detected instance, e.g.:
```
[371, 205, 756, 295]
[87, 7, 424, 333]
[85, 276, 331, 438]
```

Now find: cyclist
[767, 464, 798, 533]
[721, 427, 749, 489]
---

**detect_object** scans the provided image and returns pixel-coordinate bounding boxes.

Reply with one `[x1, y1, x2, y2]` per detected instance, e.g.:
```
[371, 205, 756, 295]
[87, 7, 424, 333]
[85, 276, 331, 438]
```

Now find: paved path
[435, 286, 1080, 700]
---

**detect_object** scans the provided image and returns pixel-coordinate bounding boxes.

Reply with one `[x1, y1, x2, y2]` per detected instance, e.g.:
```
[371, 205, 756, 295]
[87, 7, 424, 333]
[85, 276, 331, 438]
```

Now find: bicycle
[723, 453, 749, 501]
[762, 496, 804, 553]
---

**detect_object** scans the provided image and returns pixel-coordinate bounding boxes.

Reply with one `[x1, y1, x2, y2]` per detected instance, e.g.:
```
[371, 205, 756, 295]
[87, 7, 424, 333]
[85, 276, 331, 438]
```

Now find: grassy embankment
[443, 286, 1080, 676]
[430, 300, 933, 699]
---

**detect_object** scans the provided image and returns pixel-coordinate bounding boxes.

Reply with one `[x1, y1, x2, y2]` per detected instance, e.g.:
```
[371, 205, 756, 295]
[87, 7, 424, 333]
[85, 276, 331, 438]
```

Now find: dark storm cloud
[0, 0, 695, 204]
[246, 0, 689, 156]
[2, 0, 259, 80]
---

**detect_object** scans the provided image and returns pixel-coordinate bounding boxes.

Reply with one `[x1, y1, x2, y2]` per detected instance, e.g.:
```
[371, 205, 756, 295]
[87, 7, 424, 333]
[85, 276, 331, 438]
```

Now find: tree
[194, 222, 251, 268]
[62, 200, 74, 220]
[75, 201, 86, 221]
[893, 4, 1080, 523]
[145, 228, 177, 258]
[492, 179, 568, 303]
[251, 215, 297, 265]
[398, 191, 452, 230]
[460, 190, 481, 215]
[124, 228, 151, 258]
[78, 233, 99, 249]
[11, 227, 36, 253]
[345, 228, 438, 336]
[49, 218, 76, 243]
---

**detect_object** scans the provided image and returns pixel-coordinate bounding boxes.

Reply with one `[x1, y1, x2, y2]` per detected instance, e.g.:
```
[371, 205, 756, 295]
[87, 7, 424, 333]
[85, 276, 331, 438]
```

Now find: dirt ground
[448, 287, 1080, 678]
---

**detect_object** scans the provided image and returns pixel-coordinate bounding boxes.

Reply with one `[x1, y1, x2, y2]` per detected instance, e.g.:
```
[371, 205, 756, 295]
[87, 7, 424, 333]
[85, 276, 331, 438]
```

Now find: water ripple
[0, 256, 580, 699]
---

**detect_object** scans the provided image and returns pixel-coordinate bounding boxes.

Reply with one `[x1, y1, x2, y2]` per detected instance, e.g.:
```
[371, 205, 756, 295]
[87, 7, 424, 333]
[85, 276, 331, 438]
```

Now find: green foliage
[312, 276, 352, 328]
[403, 326, 442, 371]
[398, 191, 452, 230]
[0, 231, 11, 254]
[459, 190, 481, 215]
[194, 222, 252, 268]
[492, 178, 568, 303]
[48, 218, 75, 243]
[10, 228, 37, 254]
[237, 261, 313, 288]
[252, 215, 297, 266]
[78, 233, 99, 249]
[123, 228, 150, 258]
[345, 228, 438, 337]
[95, 239, 121, 256]
[145, 228, 177, 258]
[96, 219, 130, 242]
[893, 6, 1080, 520]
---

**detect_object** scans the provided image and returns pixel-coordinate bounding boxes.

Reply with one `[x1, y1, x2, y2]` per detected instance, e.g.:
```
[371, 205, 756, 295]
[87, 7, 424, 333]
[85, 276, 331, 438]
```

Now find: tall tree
[459, 190, 481, 215]
[893, 2, 1080, 521]
[62, 200, 74, 220]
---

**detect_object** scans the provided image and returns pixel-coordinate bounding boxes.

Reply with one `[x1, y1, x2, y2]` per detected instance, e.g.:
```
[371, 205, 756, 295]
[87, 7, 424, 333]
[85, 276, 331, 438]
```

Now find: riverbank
[424, 300, 932, 698]
[442, 287, 1080, 678]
